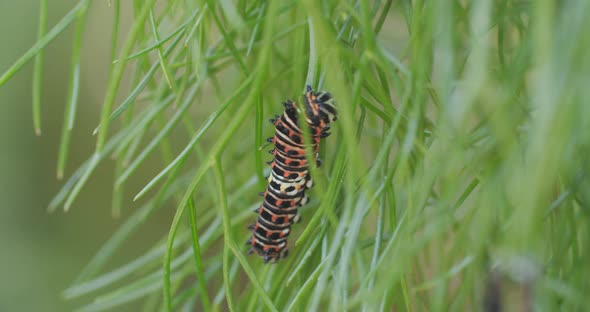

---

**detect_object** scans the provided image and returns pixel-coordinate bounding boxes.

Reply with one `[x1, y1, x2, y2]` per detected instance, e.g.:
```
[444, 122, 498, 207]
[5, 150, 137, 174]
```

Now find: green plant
[2, 0, 590, 310]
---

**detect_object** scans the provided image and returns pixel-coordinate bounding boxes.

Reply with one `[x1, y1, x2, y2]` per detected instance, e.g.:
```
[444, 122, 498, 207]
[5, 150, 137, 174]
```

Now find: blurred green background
[0, 1, 159, 310]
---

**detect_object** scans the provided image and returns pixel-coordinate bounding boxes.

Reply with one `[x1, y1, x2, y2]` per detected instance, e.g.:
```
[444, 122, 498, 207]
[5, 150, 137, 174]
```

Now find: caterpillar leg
[263, 250, 273, 264]
[269, 115, 280, 124]
[298, 194, 309, 206]
[305, 175, 314, 188]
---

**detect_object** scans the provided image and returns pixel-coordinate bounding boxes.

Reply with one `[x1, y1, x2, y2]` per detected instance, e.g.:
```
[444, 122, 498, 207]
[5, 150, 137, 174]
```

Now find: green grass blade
[71, 162, 191, 283]
[63, 153, 99, 211]
[212, 160, 277, 312]
[133, 74, 253, 201]
[219, 0, 246, 31]
[187, 197, 211, 311]
[77, 250, 194, 312]
[412, 255, 475, 292]
[184, 4, 208, 46]
[0, 0, 90, 88]
[97, 28, 186, 132]
[61, 0, 159, 211]
[64, 234, 190, 299]
[109, 0, 120, 62]
[148, 9, 174, 89]
[285, 260, 325, 312]
[122, 6, 199, 62]
[205, 0, 248, 75]
[94, 0, 157, 152]
[56, 2, 89, 179]
[116, 80, 202, 189]
[32, 0, 47, 135]
[163, 163, 212, 311]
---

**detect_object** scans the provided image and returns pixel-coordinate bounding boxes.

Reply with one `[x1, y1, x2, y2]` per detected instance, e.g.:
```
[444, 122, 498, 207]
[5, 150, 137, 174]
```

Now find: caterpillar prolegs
[246, 86, 337, 263]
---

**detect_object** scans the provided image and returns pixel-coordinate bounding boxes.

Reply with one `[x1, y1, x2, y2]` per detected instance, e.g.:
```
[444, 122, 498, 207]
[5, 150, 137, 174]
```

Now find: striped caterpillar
[247, 85, 337, 263]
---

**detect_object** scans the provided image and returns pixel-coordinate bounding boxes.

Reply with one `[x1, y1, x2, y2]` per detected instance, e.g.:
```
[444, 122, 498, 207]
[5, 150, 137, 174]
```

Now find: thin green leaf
[32, 0, 48, 135]
[56, 2, 89, 179]
[0, 0, 90, 88]
[133, 74, 254, 201]
[187, 197, 211, 311]
[116, 80, 202, 189]
[95, 0, 158, 152]
[148, 9, 174, 89]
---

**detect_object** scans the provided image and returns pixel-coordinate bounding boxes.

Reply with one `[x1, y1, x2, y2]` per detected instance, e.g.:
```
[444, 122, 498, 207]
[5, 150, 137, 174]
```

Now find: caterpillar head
[303, 85, 338, 126]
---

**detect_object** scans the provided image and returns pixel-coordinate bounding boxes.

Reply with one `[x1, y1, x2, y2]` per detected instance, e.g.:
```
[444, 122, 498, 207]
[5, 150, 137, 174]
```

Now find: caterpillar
[246, 85, 337, 263]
